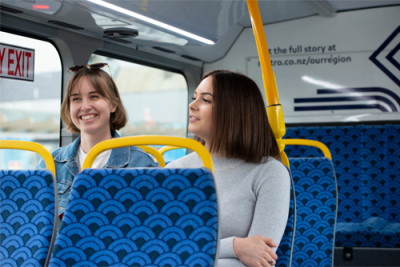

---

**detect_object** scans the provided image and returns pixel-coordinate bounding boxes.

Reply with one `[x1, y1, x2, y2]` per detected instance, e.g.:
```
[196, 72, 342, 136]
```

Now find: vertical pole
[246, 0, 288, 167]
[246, 0, 278, 105]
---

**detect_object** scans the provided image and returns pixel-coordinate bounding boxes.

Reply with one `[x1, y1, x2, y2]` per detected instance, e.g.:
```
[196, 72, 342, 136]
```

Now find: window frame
[0, 27, 64, 147]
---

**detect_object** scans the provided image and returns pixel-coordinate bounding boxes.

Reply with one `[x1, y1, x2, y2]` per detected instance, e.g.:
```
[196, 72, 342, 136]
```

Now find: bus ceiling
[1, 0, 399, 65]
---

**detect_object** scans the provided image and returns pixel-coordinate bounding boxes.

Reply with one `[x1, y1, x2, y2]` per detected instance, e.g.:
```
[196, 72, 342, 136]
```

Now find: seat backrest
[49, 168, 219, 267]
[289, 158, 338, 267]
[0, 170, 58, 267]
[285, 124, 400, 248]
[276, 170, 296, 267]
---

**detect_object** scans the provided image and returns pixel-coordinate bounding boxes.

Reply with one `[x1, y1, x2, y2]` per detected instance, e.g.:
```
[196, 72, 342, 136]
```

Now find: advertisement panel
[0, 43, 35, 82]
[242, 7, 400, 123]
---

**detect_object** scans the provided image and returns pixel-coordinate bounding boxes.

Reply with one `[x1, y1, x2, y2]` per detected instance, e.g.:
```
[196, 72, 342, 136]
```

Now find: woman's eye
[191, 97, 196, 101]
[203, 98, 210, 103]
[91, 95, 99, 99]
[72, 98, 80, 101]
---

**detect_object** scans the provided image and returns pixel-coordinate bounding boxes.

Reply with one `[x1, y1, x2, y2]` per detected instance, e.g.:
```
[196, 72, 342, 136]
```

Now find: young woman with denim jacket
[36, 64, 156, 215]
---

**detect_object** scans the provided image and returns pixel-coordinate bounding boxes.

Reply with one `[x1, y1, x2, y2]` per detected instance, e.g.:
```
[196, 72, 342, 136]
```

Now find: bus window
[0, 31, 62, 169]
[88, 54, 188, 159]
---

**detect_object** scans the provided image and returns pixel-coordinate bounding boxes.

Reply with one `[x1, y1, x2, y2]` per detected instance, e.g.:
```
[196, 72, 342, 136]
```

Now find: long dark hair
[197, 70, 279, 163]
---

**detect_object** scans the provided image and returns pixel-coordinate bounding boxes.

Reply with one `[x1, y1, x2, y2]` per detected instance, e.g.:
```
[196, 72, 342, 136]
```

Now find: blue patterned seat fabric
[285, 124, 400, 248]
[0, 170, 57, 267]
[290, 158, 337, 267]
[276, 172, 296, 267]
[49, 168, 218, 267]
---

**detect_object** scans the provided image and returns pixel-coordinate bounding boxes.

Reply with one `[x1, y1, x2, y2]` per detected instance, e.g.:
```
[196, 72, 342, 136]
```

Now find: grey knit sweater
[166, 153, 290, 267]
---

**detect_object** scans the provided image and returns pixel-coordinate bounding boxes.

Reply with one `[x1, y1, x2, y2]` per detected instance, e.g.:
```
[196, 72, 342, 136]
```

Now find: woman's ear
[112, 97, 120, 113]
[111, 102, 117, 113]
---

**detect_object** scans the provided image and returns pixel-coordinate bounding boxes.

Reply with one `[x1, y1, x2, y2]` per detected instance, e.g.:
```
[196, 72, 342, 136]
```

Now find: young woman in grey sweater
[166, 70, 290, 267]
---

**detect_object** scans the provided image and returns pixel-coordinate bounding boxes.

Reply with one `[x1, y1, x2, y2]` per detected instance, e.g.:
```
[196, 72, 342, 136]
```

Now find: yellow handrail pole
[83, 136, 214, 172]
[138, 146, 166, 167]
[246, 0, 288, 167]
[284, 139, 332, 160]
[159, 146, 181, 156]
[246, 0, 278, 105]
[0, 140, 56, 177]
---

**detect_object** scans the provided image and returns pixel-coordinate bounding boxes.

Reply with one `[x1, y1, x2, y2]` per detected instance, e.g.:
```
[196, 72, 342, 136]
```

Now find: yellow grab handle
[0, 140, 56, 177]
[159, 146, 182, 155]
[267, 105, 286, 154]
[138, 146, 166, 167]
[280, 151, 289, 169]
[83, 136, 214, 172]
[246, 0, 279, 105]
[283, 139, 332, 160]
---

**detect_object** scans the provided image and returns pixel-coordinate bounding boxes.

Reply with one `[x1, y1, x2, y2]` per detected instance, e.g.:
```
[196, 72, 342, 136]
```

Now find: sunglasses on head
[68, 63, 108, 72]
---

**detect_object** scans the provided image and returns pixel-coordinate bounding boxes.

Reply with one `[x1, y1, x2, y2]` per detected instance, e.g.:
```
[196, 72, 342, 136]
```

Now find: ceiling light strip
[87, 0, 215, 45]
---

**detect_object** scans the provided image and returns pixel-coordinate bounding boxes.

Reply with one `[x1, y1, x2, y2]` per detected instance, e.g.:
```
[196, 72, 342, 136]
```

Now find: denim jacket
[36, 132, 157, 215]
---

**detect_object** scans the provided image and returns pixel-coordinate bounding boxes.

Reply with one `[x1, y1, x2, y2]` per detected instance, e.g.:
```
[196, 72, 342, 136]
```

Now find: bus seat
[48, 168, 218, 267]
[276, 169, 296, 267]
[0, 141, 58, 267]
[289, 157, 338, 267]
[285, 124, 400, 248]
[49, 136, 218, 267]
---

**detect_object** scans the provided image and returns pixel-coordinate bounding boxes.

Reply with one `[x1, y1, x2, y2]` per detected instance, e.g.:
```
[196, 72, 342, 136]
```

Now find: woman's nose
[189, 99, 197, 110]
[81, 98, 91, 110]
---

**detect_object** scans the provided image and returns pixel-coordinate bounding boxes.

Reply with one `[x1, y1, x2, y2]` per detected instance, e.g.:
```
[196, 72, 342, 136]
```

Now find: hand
[233, 236, 278, 267]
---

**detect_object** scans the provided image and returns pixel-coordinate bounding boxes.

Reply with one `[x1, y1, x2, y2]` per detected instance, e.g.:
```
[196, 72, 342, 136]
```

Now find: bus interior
[1, 0, 400, 266]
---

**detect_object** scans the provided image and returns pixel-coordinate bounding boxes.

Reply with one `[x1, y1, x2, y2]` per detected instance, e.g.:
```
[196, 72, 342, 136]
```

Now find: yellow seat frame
[82, 136, 214, 172]
[0, 140, 56, 176]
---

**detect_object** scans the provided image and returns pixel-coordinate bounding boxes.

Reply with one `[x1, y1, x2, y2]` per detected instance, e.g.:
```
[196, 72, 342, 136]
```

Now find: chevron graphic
[369, 26, 400, 87]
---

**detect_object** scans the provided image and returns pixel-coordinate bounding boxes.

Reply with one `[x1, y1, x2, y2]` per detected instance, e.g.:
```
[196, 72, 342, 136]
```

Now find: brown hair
[197, 70, 279, 163]
[60, 68, 127, 134]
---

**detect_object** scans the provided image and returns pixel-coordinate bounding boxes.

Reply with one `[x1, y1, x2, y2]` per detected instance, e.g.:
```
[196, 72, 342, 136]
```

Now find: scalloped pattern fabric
[290, 158, 337, 267]
[0, 170, 56, 267]
[276, 176, 296, 267]
[285, 125, 400, 248]
[49, 168, 218, 267]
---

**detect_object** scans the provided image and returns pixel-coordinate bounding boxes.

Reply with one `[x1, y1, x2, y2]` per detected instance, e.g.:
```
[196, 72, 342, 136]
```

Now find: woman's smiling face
[69, 76, 116, 136]
[188, 76, 214, 143]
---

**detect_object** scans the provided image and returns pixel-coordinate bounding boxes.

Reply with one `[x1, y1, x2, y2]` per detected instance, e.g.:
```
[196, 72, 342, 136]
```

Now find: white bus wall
[204, 6, 400, 124]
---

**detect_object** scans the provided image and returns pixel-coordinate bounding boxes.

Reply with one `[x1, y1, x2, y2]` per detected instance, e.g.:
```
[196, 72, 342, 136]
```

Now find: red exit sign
[0, 43, 35, 81]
